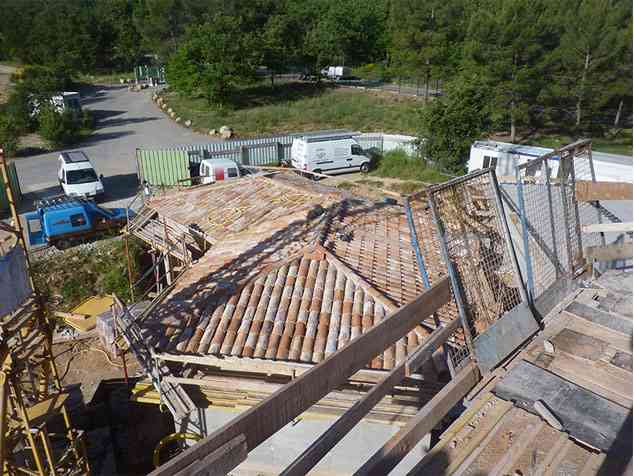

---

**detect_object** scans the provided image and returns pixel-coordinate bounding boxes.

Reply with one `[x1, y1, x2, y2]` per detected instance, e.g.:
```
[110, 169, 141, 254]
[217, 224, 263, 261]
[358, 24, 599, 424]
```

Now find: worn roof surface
[139, 174, 462, 372]
[409, 269, 633, 475]
[147, 174, 341, 244]
[143, 246, 440, 371]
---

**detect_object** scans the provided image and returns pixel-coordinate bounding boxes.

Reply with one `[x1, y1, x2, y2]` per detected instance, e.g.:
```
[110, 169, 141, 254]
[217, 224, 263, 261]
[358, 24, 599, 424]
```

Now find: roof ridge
[317, 244, 398, 313]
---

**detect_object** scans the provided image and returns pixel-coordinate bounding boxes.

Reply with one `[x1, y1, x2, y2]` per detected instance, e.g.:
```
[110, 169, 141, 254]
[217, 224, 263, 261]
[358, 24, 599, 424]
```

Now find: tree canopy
[0, 0, 630, 166]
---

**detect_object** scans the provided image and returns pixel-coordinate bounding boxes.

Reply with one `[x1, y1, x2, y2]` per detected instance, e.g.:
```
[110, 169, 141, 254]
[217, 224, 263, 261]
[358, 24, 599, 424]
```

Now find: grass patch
[387, 181, 427, 194]
[336, 181, 358, 190]
[356, 178, 385, 188]
[162, 82, 420, 137]
[78, 70, 135, 85]
[530, 129, 632, 156]
[32, 238, 145, 312]
[370, 150, 446, 183]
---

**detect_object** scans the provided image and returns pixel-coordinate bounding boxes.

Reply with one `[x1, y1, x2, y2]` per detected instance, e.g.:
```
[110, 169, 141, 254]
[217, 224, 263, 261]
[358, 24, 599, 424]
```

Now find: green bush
[80, 109, 94, 129]
[32, 238, 145, 311]
[370, 149, 446, 183]
[38, 106, 80, 147]
[0, 112, 19, 157]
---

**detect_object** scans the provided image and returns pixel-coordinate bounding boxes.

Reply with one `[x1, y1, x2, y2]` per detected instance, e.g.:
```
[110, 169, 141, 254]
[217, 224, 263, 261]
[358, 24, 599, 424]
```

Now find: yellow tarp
[63, 295, 114, 332]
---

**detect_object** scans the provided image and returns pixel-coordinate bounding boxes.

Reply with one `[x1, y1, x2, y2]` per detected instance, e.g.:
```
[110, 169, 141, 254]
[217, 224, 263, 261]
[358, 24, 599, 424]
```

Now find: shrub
[38, 106, 80, 147]
[80, 110, 94, 129]
[370, 149, 446, 183]
[0, 112, 19, 157]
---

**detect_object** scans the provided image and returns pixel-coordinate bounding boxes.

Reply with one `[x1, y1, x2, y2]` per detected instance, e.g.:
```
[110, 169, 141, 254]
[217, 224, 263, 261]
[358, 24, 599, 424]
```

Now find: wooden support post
[354, 362, 479, 475]
[164, 254, 173, 286]
[281, 319, 460, 476]
[149, 278, 451, 476]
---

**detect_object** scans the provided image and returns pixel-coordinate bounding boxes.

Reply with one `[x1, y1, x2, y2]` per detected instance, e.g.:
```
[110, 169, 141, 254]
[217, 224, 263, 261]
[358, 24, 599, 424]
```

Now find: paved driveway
[15, 84, 213, 210]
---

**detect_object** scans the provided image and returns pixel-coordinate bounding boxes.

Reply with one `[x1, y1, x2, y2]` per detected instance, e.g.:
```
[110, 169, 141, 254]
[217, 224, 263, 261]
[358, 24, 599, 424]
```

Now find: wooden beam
[280, 318, 460, 476]
[354, 361, 479, 476]
[156, 353, 411, 385]
[585, 242, 633, 261]
[582, 222, 633, 234]
[576, 181, 633, 201]
[149, 277, 451, 476]
[174, 434, 247, 476]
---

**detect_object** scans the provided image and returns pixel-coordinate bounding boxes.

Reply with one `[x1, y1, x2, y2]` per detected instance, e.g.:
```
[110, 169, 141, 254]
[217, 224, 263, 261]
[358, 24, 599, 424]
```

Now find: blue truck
[25, 197, 128, 249]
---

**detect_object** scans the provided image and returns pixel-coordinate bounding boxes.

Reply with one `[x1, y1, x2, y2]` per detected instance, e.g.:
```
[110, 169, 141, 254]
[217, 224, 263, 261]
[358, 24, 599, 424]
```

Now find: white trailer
[468, 140, 632, 183]
[468, 141, 556, 178]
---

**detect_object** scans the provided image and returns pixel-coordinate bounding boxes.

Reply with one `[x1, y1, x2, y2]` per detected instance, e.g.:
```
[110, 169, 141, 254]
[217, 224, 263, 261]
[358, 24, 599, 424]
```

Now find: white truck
[290, 132, 370, 179]
[57, 151, 105, 200]
[321, 66, 352, 80]
[198, 158, 241, 184]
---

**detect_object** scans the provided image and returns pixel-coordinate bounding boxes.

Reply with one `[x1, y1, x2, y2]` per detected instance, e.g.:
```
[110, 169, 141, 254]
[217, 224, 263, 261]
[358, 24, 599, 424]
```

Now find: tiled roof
[144, 247, 432, 370]
[147, 175, 341, 244]
[138, 175, 463, 373]
[323, 200, 425, 306]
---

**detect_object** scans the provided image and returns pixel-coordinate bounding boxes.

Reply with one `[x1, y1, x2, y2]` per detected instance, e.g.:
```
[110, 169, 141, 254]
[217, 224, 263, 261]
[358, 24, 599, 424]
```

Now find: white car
[57, 151, 105, 200]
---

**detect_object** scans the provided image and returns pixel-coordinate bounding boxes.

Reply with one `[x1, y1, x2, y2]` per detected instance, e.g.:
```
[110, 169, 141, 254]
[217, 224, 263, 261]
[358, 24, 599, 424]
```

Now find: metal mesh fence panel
[428, 169, 524, 338]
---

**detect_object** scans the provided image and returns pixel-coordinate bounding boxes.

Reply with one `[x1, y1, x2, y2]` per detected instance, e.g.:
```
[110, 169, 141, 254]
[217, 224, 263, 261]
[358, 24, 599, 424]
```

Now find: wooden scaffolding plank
[149, 277, 452, 476]
[354, 361, 479, 476]
[280, 318, 460, 476]
[575, 181, 633, 201]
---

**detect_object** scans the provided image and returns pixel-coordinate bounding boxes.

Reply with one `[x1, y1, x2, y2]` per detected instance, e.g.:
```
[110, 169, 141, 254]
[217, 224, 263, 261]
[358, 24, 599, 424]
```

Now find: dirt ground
[53, 336, 142, 403]
[0, 64, 16, 103]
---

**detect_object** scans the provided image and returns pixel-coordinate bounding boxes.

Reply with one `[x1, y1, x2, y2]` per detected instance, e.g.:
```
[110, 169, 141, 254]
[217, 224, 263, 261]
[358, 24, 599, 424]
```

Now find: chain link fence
[504, 140, 625, 303]
[428, 169, 526, 344]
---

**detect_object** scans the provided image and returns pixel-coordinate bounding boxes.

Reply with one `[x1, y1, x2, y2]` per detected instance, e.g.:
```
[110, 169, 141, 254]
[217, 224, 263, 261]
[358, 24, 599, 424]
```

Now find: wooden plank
[610, 351, 633, 372]
[154, 351, 406, 385]
[582, 222, 633, 234]
[585, 242, 633, 261]
[575, 181, 633, 201]
[280, 318, 460, 476]
[174, 434, 247, 476]
[493, 360, 630, 452]
[149, 277, 452, 476]
[531, 351, 632, 408]
[551, 328, 609, 362]
[566, 301, 633, 337]
[564, 313, 631, 353]
[354, 361, 479, 476]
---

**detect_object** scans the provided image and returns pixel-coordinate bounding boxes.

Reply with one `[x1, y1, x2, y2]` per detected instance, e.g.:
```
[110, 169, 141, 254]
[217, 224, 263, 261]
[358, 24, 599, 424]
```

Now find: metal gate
[428, 168, 538, 373]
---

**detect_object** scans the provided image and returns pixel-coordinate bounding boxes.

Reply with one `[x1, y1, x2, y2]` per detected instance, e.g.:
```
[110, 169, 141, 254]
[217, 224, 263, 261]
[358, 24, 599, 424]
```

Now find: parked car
[57, 151, 105, 200]
[198, 158, 241, 184]
[290, 132, 370, 180]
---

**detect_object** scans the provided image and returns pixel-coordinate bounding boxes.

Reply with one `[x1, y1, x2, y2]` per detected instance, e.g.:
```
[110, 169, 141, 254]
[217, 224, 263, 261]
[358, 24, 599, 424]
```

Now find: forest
[0, 0, 632, 169]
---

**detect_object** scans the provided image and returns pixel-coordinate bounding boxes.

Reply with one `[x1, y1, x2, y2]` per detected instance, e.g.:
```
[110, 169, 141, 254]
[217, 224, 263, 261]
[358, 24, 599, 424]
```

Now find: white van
[198, 158, 241, 184]
[57, 151, 105, 200]
[290, 132, 370, 179]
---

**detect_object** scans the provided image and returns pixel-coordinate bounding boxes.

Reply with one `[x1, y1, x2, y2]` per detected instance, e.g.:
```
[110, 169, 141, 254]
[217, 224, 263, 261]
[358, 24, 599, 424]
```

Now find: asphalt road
[15, 84, 213, 211]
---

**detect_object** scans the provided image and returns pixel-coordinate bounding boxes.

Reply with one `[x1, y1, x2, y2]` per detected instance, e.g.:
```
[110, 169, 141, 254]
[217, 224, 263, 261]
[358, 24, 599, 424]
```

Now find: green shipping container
[0, 161, 22, 215]
[136, 149, 191, 186]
